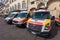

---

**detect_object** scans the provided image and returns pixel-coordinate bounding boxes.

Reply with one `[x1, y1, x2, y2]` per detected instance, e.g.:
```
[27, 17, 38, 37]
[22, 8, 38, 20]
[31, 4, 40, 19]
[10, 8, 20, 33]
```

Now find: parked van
[55, 14, 60, 26]
[12, 10, 29, 27]
[5, 10, 21, 24]
[26, 8, 56, 37]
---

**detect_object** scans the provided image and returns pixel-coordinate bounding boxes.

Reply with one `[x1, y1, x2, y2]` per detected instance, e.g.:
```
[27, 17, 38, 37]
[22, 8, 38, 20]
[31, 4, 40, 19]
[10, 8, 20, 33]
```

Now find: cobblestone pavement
[0, 17, 60, 40]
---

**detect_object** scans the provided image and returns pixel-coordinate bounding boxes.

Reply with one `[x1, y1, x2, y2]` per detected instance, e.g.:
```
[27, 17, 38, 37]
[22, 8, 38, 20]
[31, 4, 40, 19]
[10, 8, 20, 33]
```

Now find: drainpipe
[45, 2, 47, 7]
[27, 0, 28, 11]
[44, 0, 49, 8]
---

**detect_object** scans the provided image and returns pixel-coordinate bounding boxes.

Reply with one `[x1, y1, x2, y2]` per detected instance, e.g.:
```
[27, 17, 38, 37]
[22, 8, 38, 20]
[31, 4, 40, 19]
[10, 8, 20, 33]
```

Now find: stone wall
[48, 0, 60, 17]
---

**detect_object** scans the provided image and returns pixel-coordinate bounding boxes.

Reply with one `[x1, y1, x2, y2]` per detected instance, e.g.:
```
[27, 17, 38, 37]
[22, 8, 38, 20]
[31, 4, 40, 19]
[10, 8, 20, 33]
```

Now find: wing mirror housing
[51, 16, 55, 20]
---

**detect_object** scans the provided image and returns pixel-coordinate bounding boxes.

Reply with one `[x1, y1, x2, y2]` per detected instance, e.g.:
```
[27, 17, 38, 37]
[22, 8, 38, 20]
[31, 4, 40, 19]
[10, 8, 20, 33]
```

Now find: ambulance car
[5, 12, 19, 24]
[12, 10, 29, 27]
[26, 8, 56, 37]
[55, 14, 60, 26]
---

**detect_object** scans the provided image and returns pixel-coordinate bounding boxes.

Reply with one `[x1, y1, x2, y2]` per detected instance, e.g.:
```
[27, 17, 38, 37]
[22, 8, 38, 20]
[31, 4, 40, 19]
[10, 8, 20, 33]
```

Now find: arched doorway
[37, 0, 60, 17]
[37, 2, 45, 8]
[48, 0, 60, 17]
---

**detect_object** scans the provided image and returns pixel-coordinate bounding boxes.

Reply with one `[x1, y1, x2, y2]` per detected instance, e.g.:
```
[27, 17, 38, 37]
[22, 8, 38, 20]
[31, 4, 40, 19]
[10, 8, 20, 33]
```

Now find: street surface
[0, 17, 60, 40]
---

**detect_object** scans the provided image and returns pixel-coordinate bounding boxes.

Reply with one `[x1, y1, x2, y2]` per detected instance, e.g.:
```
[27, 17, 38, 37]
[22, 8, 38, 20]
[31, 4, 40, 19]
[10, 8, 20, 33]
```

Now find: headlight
[44, 23, 51, 30]
[13, 21, 18, 23]
[17, 21, 23, 24]
[18, 21, 22, 23]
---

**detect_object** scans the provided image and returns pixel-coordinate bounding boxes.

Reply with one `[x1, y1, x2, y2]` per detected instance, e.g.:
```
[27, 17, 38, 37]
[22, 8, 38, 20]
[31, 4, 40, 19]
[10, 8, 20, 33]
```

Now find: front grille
[28, 24, 42, 32]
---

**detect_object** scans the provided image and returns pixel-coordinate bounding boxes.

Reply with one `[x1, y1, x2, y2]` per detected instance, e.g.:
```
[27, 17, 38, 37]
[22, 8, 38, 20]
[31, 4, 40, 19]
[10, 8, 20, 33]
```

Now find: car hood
[13, 17, 25, 22]
[5, 17, 12, 20]
[28, 18, 51, 26]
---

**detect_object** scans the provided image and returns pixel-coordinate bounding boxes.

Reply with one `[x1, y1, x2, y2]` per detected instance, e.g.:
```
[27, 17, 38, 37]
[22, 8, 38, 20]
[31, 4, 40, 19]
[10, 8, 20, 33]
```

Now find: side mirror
[51, 16, 55, 20]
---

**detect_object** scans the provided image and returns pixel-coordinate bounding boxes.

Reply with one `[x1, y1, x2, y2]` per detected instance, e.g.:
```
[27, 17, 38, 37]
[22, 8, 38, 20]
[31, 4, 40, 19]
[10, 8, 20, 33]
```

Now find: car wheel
[7, 20, 12, 24]
[55, 21, 58, 26]
[16, 24, 26, 28]
[16, 25, 21, 27]
[48, 21, 57, 38]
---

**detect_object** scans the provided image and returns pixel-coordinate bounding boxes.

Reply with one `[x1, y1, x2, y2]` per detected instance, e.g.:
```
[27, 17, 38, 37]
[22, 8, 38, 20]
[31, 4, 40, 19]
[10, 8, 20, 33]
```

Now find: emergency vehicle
[12, 10, 29, 27]
[26, 8, 56, 37]
[55, 14, 60, 26]
[5, 11, 19, 24]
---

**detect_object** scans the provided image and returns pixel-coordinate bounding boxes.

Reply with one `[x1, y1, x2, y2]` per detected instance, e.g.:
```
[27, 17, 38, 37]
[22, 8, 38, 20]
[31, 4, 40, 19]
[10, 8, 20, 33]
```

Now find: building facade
[1, 0, 10, 14]
[48, 0, 60, 17]
[1, 0, 60, 17]
[28, 0, 60, 17]
[1, 0, 28, 14]
[1, 0, 49, 14]
[0, 3, 5, 14]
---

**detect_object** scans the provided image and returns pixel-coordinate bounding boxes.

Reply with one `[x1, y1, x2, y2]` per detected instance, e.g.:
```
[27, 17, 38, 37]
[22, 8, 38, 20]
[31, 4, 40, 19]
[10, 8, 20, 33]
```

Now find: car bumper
[56, 21, 60, 26]
[5, 19, 9, 22]
[27, 24, 49, 36]
[57, 23, 60, 26]
[13, 22, 22, 25]
[12, 21, 26, 25]
[28, 29, 49, 36]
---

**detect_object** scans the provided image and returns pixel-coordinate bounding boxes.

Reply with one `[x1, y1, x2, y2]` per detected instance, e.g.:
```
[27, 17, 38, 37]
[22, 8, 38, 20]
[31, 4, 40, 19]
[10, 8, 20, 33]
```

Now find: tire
[48, 21, 57, 38]
[55, 21, 58, 26]
[16, 23, 26, 28]
[16, 25, 21, 27]
[7, 20, 12, 24]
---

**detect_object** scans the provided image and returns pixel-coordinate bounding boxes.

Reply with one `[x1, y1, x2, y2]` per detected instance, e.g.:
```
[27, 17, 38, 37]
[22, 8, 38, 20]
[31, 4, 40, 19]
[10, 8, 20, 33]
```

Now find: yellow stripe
[20, 18, 25, 21]
[44, 19, 51, 26]
[28, 18, 31, 23]
[28, 19, 51, 27]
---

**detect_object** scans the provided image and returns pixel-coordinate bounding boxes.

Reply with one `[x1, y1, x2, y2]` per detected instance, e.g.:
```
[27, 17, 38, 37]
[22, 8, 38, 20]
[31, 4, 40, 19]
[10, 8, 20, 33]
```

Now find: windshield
[31, 12, 50, 19]
[8, 12, 18, 17]
[17, 13, 27, 18]
[8, 14, 16, 17]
